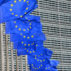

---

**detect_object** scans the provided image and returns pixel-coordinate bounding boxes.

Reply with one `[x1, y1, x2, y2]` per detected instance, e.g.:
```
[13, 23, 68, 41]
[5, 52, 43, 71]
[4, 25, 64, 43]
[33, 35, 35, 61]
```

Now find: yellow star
[20, 15, 23, 18]
[28, 44, 30, 46]
[23, 36, 26, 38]
[11, 4, 13, 7]
[12, 13, 14, 15]
[19, 0, 21, 1]
[24, 44, 26, 46]
[14, 0, 16, 3]
[39, 67, 40, 68]
[36, 45, 38, 47]
[10, 9, 12, 11]
[37, 59, 39, 61]
[27, 4, 29, 5]
[41, 64, 42, 66]
[30, 51, 31, 53]
[45, 68, 47, 70]
[27, 37, 30, 39]
[14, 21, 16, 23]
[19, 28, 21, 31]
[27, 28, 29, 31]
[27, 1, 29, 3]
[24, 0, 26, 2]
[20, 33, 22, 36]
[29, 23, 31, 25]
[27, 50, 28, 52]
[23, 29, 25, 31]
[32, 64, 33, 66]
[31, 35, 34, 38]
[25, 48, 26, 50]
[15, 25, 18, 28]
[30, 27, 31, 29]
[33, 51, 35, 53]
[26, 7, 28, 10]
[15, 15, 18, 16]
[24, 12, 27, 14]
[40, 60, 42, 62]
[21, 41, 24, 44]
[43, 59, 45, 61]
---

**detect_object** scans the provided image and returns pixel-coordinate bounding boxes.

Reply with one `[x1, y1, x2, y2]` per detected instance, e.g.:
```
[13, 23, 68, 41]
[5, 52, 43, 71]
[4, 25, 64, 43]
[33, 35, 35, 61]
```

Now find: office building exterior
[0, 0, 71, 71]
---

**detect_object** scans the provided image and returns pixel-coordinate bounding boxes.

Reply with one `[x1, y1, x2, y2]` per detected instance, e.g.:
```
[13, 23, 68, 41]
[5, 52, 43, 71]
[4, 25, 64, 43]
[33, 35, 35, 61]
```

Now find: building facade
[0, 0, 71, 71]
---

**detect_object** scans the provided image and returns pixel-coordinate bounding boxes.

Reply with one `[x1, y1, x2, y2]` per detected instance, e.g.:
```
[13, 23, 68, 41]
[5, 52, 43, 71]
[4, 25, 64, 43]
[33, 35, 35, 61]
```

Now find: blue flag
[29, 59, 59, 71]
[0, 0, 59, 71]
[29, 60, 50, 71]
[14, 40, 44, 56]
[0, 0, 38, 23]
[27, 47, 53, 64]
[45, 60, 59, 71]
[6, 15, 42, 34]
[28, 54, 50, 71]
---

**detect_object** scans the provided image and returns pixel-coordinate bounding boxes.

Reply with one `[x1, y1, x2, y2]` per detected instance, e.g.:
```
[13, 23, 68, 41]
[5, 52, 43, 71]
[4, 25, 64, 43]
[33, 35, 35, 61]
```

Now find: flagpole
[6, 35, 9, 71]
[25, 55, 28, 71]
[20, 56, 23, 71]
[11, 42, 14, 71]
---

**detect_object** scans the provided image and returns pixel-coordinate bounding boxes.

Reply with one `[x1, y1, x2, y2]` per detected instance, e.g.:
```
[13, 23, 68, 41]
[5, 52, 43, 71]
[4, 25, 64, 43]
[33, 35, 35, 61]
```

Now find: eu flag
[14, 40, 44, 56]
[6, 15, 42, 34]
[29, 60, 59, 71]
[28, 54, 50, 71]
[45, 60, 59, 71]
[28, 54, 59, 71]
[0, 0, 38, 23]
[28, 47, 53, 64]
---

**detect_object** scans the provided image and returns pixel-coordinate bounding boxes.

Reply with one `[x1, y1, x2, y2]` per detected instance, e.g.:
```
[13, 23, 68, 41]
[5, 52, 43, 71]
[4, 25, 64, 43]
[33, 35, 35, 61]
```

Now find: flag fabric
[0, 0, 3, 5]
[0, 0, 38, 23]
[17, 45, 52, 57]
[0, 0, 10, 5]
[29, 60, 59, 71]
[27, 47, 53, 64]
[14, 40, 44, 56]
[5, 15, 42, 34]
[45, 60, 59, 71]
[0, 0, 59, 71]
[5, 15, 46, 42]
[28, 53, 59, 71]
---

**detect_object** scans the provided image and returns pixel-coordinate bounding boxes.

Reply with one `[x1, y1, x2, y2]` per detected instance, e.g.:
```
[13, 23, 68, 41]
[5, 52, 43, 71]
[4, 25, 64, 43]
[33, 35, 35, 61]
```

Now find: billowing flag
[45, 60, 59, 71]
[28, 54, 50, 71]
[14, 40, 44, 56]
[29, 59, 59, 71]
[0, 0, 59, 70]
[0, 0, 38, 23]
[27, 47, 53, 64]
[6, 15, 42, 34]
[28, 53, 59, 71]
[5, 15, 46, 43]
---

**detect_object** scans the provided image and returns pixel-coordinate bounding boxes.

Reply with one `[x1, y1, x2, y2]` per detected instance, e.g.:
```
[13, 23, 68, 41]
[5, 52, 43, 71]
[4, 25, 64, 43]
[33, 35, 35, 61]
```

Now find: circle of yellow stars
[21, 41, 39, 53]
[10, 0, 29, 17]
[14, 20, 32, 33]
[21, 41, 35, 53]
[34, 54, 45, 62]
[32, 64, 43, 70]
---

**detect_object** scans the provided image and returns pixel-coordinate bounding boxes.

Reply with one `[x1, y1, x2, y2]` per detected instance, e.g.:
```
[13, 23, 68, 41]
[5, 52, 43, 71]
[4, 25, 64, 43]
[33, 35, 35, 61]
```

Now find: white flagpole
[25, 55, 28, 71]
